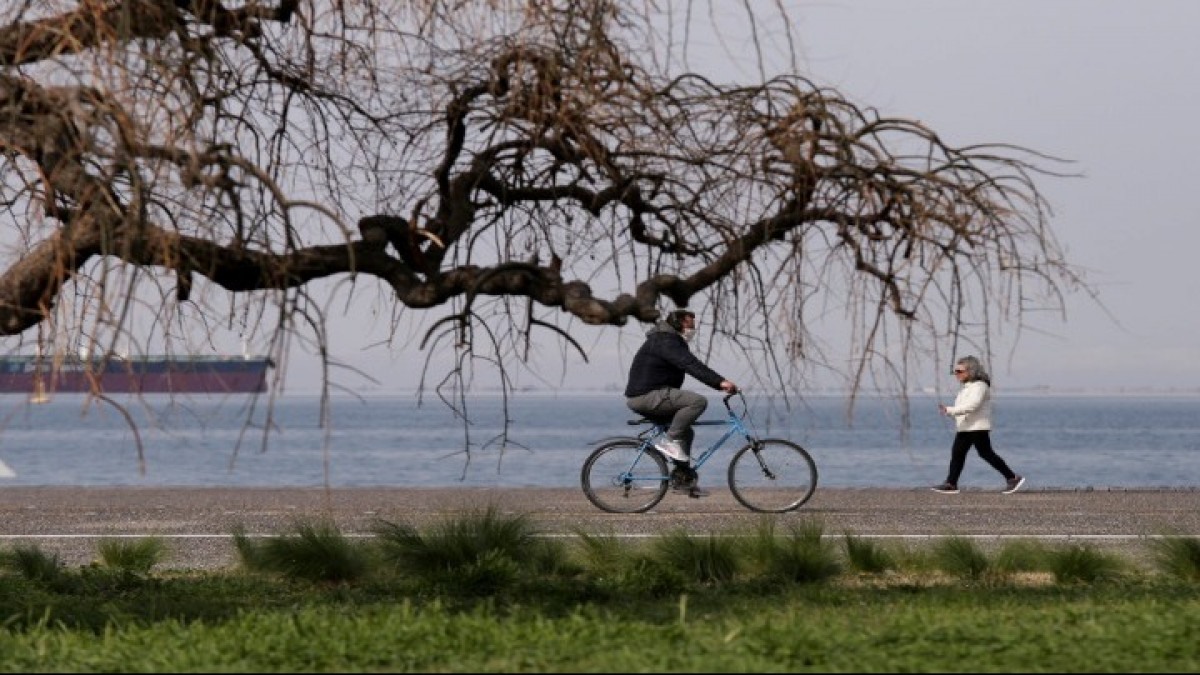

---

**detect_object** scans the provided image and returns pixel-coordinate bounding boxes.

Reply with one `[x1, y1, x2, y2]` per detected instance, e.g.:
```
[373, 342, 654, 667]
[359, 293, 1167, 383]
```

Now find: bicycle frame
[620, 393, 757, 471]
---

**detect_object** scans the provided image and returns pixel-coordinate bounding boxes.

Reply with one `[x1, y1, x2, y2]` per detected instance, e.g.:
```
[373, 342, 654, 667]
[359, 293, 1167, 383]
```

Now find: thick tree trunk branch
[0, 1, 1088, 402]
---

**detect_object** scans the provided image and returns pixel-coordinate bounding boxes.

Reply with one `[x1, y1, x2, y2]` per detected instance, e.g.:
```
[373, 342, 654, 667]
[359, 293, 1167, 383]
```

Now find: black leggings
[945, 430, 1015, 485]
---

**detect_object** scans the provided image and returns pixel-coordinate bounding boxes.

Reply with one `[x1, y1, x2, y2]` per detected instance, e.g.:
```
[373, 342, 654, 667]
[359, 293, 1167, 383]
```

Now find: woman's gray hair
[956, 355, 991, 385]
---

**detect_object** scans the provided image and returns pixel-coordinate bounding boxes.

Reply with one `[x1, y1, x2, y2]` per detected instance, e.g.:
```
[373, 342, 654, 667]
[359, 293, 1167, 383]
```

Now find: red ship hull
[0, 355, 271, 395]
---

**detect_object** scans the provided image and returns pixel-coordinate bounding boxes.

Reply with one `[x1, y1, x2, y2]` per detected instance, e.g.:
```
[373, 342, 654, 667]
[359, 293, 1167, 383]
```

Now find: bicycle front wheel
[727, 439, 818, 513]
[581, 439, 670, 513]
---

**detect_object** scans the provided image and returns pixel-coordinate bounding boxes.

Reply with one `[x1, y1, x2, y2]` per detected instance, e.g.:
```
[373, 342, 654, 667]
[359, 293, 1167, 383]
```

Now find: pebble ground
[3, 485, 1197, 570]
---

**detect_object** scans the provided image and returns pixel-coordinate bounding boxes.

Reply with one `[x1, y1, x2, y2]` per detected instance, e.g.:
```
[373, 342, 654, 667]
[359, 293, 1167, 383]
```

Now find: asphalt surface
[2, 486, 1199, 570]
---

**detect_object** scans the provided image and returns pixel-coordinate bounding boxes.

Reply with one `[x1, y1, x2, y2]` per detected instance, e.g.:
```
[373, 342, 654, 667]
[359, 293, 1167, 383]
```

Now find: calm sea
[0, 393, 1197, 490]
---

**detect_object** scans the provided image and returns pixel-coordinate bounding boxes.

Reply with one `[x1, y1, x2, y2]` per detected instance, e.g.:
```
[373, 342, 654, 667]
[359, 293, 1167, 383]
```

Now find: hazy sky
[781, 0, 1200, 392]
[281, 0, 1199, 395]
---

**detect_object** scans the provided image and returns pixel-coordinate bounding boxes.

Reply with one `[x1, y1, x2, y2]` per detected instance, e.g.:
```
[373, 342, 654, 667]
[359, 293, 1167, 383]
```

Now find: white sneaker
[654, 438, 688, 463]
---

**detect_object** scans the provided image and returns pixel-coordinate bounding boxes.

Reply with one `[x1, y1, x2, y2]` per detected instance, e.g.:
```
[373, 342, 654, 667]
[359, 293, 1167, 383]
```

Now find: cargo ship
[0, 353, 272, 399]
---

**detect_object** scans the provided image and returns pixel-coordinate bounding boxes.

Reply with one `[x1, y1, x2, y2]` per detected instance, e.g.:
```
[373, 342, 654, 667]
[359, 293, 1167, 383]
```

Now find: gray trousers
[626, 387, 708, 452]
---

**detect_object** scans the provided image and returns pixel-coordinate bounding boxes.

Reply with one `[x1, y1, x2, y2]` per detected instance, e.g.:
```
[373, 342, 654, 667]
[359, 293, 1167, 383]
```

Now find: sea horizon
[1, 392, 1198, 490]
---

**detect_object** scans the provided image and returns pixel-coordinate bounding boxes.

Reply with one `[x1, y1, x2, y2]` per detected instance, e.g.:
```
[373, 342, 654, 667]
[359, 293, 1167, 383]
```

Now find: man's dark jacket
[624, 322, 725, 397]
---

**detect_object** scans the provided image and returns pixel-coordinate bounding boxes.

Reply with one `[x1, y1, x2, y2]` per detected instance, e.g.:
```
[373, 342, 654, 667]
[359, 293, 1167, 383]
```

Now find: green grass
[2, 517, 1200, 672]
[1, 579, 1198, 671]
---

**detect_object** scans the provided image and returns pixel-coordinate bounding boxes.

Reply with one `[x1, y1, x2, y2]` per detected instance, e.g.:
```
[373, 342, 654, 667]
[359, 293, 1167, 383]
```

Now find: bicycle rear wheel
[727, 439, 818, 513]
[581, 439, 670, 513]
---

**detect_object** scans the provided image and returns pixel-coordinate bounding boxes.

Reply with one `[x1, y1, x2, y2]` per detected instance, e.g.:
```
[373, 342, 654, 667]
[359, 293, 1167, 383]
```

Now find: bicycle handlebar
[722, 390, 746, 413]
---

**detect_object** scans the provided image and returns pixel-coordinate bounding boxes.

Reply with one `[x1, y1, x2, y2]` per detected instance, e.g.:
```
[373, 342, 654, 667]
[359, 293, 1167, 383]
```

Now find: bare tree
[0, 0, 1086, 414]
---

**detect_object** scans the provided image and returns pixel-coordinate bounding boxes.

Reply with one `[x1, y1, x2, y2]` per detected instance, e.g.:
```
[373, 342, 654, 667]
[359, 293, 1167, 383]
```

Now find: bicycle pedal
[687, 487, 711, 499]
[669, 466, 697, 490]
[673, 466, 697, 479]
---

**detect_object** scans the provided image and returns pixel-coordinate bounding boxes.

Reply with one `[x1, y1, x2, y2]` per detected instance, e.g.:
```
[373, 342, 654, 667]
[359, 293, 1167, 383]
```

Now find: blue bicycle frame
[640, 410, 754, 472]
[601, 394, 757, 480]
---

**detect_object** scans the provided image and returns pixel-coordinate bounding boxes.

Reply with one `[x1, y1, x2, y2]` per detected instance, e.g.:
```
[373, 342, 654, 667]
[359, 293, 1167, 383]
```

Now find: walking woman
[932, 355, 1025, 494]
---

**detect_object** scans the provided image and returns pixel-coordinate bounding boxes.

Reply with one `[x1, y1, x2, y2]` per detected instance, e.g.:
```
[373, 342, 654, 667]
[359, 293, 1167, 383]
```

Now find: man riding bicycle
[624, 309, 738, 494]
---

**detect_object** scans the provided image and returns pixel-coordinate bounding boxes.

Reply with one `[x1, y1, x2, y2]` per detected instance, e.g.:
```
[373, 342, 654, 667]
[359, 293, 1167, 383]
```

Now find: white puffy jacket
[945, 380, 992, 432]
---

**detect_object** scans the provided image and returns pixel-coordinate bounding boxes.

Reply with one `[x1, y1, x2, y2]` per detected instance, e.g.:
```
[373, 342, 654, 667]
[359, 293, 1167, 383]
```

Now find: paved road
[2, 486, 1198, 570]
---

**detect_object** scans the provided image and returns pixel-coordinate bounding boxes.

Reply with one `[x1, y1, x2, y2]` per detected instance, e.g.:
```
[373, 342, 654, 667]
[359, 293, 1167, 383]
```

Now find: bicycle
[580, 392, 818, 513]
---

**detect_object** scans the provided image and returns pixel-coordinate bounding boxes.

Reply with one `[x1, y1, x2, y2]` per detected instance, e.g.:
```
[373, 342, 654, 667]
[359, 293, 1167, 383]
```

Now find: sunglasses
[953, 369, 967, 374]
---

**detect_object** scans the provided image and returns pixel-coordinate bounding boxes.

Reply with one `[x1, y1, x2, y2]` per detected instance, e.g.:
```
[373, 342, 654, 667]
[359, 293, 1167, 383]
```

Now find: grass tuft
[96, 537, 167, 575]
[843, 533, 897, 574]
[1047, 543, 1126, 584]
[1, 543, 64, 582]
[993, 538, 1051, 575]
[569, 529, 684, 596]
[746, 518, 841, 584]
[1148, 535, 1200, 582]
[372, 506, 567, 593]
[931, 536, 990, 582]
[234, 520, 370, 583]
[650, 530, 740, 585]
[572, 528, 631, 576]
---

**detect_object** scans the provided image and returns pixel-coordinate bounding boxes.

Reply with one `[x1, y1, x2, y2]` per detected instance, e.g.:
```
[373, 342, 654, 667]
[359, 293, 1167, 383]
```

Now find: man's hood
[645, 321, 677, 337]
